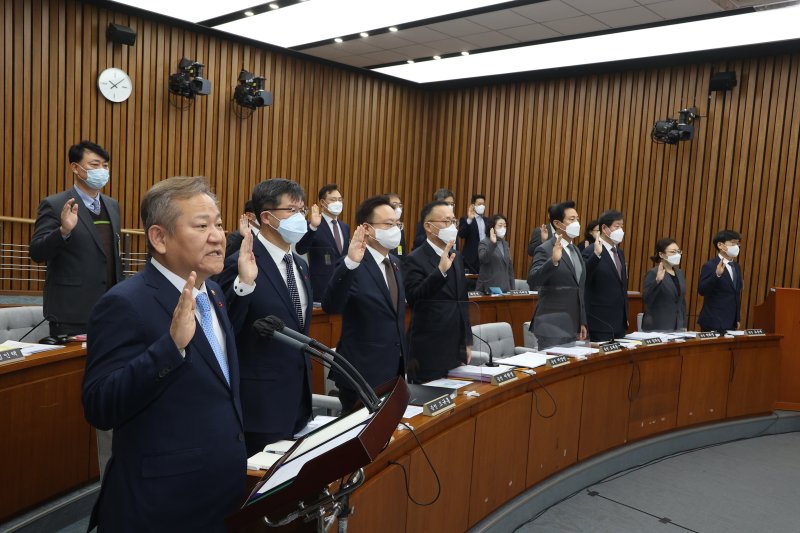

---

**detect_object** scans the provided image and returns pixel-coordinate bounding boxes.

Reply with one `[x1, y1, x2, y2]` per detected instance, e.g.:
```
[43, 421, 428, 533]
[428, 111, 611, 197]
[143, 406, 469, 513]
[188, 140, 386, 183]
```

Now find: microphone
[470, 331, 496, 367]
[252, 316, 381, 412]
[588, 312, 620, 344]
[18, 316, 49, 342]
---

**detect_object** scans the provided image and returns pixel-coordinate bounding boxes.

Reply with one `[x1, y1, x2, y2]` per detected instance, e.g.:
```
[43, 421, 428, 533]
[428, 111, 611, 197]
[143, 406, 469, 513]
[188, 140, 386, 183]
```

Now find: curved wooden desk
[250, 335, 778, 532]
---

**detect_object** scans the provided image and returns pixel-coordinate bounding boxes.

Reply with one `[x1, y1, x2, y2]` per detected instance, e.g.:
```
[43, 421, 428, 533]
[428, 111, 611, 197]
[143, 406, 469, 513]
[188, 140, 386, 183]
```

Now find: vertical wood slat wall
[425, 58, 800, 328]
[2, 0, 799, 326]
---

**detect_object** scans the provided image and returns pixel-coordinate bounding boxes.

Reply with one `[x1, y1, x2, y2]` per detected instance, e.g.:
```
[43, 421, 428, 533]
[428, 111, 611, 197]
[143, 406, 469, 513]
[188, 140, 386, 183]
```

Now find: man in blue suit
[323, 195, 406, 413]
[82, 176, 249, 531]
[582, 209, 629, 341]
[296, 183, 350, 303]
[218, 178, 314, 456]
[698, 229, 743, 332]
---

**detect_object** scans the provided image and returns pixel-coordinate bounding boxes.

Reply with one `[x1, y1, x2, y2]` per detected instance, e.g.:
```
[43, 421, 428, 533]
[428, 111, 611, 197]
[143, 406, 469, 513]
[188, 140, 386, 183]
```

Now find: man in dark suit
[386, 192, 408, 262]
[82, 176, 248, 531]
[296, 183, 349, 303]
[29, 140, 123, 336]
[412, 188, 456, 250]
[225, 200, 258, 258]
[528, 201, 588, 349]
[698, 229, 743, 332]
[582, 209, 629, 341]
[218, 178, 314, 456]
[323, 195, 406, 413]
[526, 204, 557, 258]
[458, 194, 488, 274]
[404, 201, 472, 383]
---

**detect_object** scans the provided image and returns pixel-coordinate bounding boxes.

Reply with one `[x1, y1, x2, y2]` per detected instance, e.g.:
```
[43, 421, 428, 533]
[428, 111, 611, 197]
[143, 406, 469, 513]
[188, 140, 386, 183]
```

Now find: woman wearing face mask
[642, 238, 687, 332]
[578, 219, 599, 252]
[476, 214, 515, 293]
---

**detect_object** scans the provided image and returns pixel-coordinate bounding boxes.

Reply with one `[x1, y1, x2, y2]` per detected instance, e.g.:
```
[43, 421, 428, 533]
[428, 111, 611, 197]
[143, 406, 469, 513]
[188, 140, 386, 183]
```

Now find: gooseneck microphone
[470, 331, 496, 367]
[253, 316, 381, 412]
[587, 313, 621, 344]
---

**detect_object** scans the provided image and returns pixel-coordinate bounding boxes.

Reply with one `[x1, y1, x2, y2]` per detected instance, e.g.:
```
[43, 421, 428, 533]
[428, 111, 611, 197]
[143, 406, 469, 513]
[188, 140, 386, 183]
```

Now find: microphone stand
[471, 331, 496, 367]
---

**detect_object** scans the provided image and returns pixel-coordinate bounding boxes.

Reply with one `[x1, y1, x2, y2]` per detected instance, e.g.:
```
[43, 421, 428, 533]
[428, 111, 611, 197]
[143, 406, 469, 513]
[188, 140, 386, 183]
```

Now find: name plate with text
[467, 291, 483, 298]
[0, 348, 24, 364]
[507, 289, 530, 295]
[642, 337, 663, 346]
[491, 370, 518, 386]
[744, 329, 765, 336]
[600, 342, 622, 354]
[423, 394, 455, 417]
[697, 332, 717, 339]
[546, 355, 570, 368]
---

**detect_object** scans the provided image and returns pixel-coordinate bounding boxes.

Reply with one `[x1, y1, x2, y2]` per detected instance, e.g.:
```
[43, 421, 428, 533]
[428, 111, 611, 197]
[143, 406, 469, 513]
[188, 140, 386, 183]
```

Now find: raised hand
[540, 224, 548, 240]
[577, 325, 587, 341]
[60, 198, 79, 236]
[348, 224, 368, 263]
[237, 215, 257, 284]
[489, 227, 497, 244]
[170, 271, 197, 351]
[716, 258, 726, 277]
[467, 204, 475, 221]
[309, 204, 322, 229]
[438, 240, 456, 274]
[656, 260, 666, 282]
[466, 345, 473, 364]
[552, 238, 563, 264]
[594, 238, 603, 257]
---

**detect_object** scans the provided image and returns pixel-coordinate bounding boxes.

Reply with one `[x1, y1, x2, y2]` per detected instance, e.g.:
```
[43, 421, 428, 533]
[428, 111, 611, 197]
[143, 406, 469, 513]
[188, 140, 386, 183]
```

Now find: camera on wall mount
[651, 107, 698, 145]
[168, 57, 212, 99]
[234, 70, 273, 110]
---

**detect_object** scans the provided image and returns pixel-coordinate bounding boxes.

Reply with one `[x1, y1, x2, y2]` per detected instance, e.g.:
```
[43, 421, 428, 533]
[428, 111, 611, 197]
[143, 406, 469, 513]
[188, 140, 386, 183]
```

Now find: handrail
[0, 215, 145, 235]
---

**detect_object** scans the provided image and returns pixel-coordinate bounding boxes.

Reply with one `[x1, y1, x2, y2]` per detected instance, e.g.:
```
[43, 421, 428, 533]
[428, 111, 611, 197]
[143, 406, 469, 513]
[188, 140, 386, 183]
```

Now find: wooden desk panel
[676, 345, 731, 427]
[578, 364, 632, 460]
[627, 354, 682, 441]
[468, 393, 532, 527]
[346, 457, 409, 533]
[405, 419, 475, 533]
[527, 375, 584, 487]
[727, 340, 780, 418]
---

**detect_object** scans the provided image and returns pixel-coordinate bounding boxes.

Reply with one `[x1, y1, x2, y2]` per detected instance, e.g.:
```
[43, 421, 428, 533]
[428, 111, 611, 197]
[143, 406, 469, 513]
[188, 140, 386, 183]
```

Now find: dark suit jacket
[403, 242, 472, 382]
[218, 237, 314, 440]
[413, 222, 457, 252]
[582, 244, 629, 341]
[527, 238, 587, 345]
[527, 224, 553, 257]
[458, 215, 486, 273]
[322, 251, 406, 391]
[698, 257, 743, 331]
[29, 188, 123, 326]
[82, 262, 246, 532]
[476, 239, 514, 293]
[642, 267, 688, 331]
[296, 217, 350, 302]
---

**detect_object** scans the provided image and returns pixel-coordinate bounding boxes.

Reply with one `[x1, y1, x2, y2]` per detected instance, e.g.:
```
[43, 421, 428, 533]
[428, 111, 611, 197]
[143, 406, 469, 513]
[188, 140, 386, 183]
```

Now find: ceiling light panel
[214, 0, 515, 48]
[111, 0, 262, 23]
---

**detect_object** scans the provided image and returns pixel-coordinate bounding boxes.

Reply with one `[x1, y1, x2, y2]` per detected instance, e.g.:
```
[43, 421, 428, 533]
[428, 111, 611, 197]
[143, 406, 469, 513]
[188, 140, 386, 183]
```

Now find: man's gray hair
[141, 176, 217, 253]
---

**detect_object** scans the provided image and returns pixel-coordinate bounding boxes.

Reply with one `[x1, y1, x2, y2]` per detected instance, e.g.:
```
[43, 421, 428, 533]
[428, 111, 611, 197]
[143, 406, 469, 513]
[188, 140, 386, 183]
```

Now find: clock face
[97, 67, 132, 103]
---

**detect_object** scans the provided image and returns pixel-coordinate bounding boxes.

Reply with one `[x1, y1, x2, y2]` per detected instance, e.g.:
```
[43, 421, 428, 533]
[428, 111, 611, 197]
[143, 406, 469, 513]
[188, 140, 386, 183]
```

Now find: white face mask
[326, 201, 343, 216]
[565, 221, 581, 239]
[609, 228, 625, 244]
[394, 207, 403, 219]
[373, 226, 402, 250]
[495, 227, 507, 239]
[436, 223, 458, 243]
[725, 244, 740, 258]
[665, 253, 681, 266]
[474, 204, 486, 216]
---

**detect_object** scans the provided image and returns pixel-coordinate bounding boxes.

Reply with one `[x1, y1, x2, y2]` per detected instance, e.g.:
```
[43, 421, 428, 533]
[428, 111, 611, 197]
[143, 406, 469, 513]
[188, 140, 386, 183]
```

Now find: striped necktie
[283, 253, 304, 329]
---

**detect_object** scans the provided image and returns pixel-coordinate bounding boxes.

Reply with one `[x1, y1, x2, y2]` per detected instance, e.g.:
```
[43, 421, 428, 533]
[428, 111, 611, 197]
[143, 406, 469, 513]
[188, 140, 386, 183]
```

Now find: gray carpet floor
[518, 432, 800, 533]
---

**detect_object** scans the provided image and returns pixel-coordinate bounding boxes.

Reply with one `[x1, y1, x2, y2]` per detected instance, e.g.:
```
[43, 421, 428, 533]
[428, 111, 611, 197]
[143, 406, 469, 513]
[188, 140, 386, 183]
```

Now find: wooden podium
[753, 287, 800, 410]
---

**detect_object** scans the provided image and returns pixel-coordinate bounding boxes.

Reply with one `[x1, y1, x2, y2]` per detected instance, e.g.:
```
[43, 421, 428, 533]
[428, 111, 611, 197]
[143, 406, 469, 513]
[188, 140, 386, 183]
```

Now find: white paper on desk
[264, 440, 295, 453]
[545, 346, 598, 357]
[448, 364, 515, 382]
[247, 452, 283, 471]
[727, 330, 747, 336]
[0, 340, 62, 356]
[293, 415, 338, 439]
[403, 405, 423, 419]
[423, 378, 472, 390]
[499, 352, 551, 369]
[256, 423, 366, 495]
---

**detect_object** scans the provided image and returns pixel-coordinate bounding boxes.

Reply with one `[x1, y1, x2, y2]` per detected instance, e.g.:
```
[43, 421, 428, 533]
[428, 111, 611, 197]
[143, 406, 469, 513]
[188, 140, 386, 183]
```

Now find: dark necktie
[568, 244, 582, 281]
[612, 247, 623, 278]
[90, 197, 100, 215]
[331, 220, 343, 254]
[383, 257, 399, 310]
[283, 253, 304, 329]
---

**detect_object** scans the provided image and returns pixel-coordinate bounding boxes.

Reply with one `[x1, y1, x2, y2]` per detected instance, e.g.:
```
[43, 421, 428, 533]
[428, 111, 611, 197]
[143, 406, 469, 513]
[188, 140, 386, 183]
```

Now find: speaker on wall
[107, 23, 137, 46]
[709, 71, 736, 92]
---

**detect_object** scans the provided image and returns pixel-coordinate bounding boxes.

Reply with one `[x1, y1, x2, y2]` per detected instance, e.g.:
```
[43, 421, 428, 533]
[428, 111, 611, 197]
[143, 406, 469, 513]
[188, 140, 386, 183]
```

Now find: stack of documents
[247, 440, 295, 471]
[493, 352, 551, 369]
[423, 378, 472, 390]
[544, 346, 598, 357]
[0, 340, 63, 356]
[448, 364, 515, 382]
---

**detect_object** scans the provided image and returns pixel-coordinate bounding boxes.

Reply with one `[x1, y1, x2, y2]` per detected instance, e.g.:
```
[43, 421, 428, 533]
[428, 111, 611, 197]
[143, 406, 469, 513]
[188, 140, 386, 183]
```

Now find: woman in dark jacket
[642, 238, 688, 331]
[476, 214, 515, 293]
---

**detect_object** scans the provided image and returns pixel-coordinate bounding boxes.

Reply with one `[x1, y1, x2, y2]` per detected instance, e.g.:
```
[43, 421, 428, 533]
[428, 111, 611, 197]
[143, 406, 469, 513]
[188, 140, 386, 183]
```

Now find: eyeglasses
[266, 207, 308, 216]
[665, 249, 683, 255]
[371, 221, 404, 230]
[429, 218, 459, 227]
[390, 202, 403, 208]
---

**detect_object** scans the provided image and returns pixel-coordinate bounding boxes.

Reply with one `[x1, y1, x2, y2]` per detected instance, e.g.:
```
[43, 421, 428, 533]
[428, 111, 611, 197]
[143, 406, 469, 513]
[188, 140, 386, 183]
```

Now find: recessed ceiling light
[461, 51, 469, 56]
[269, 3, 279, 9]
[244, 10, 254, 16]
[407, 59, 415, 64]
[360, 32, 369, 38]
[334, 37, 343, 43]
[389, 27, 398, 32]
[433, 55, 441, 60]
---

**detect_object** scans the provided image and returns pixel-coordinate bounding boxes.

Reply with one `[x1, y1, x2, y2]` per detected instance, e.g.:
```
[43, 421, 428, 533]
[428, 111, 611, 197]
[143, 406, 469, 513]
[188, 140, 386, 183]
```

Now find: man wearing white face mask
[323, 196, 406, 413]
[528, 200, 588, 350]
[296, 183, 350, 303]
[458, 194, 487, 274]
[582, 209, 629, 341]
[404, 201, 473, 383]
[30, 140, 123, 337]
[218, 178, 314, 455]
[698, 230, 743, 332]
